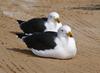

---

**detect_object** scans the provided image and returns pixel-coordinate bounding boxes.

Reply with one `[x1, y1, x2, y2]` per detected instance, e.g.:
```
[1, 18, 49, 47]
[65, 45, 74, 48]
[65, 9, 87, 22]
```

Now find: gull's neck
[44, 19, 62, 32]
[47, 20, 62, 28]
[47, 19, 55, 24]
[57, 33, 68, 46]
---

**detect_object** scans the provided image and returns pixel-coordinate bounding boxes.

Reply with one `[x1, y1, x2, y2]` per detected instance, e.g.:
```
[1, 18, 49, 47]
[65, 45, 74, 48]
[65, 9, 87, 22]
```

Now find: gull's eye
[61, 29, 64, 32]
[50, 16, 52, 18]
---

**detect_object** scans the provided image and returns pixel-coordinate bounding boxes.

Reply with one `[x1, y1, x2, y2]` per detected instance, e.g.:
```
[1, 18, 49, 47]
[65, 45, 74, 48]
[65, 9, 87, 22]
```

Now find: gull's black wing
[18, 18, 47, 33]
[23, 32, 57, 50]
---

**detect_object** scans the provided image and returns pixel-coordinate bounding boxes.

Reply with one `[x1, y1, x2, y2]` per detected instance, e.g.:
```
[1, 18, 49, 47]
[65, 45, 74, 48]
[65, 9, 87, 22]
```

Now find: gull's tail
[17, 20, 25, 25]
[11, 32, 26, 39]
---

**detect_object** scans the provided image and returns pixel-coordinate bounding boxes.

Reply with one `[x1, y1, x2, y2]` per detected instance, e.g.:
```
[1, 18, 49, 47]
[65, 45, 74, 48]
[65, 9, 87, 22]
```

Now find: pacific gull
[15, 25, 77, 59]
[17, 12, 62, 34]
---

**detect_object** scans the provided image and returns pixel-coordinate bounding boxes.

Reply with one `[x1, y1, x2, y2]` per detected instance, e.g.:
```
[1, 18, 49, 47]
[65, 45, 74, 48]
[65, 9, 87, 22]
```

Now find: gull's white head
[58, 25, 73, 37]
[48, 12, 60, 23]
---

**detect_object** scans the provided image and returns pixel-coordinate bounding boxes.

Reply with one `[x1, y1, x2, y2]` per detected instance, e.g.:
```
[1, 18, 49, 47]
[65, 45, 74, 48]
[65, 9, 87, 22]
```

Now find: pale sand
[0, 0, 100, 73]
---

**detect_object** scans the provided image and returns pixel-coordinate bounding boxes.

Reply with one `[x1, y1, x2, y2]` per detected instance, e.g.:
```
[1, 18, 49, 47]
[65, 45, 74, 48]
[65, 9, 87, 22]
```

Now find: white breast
[54, 37, 77, 59]
[44, 22, 62, 32]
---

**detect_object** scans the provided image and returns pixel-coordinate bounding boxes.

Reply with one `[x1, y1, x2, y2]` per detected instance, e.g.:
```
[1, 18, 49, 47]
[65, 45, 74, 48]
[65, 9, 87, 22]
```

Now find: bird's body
[15, 25, 77, 59]
[17, 12, 62, 34]
[31, 34, 77, 59]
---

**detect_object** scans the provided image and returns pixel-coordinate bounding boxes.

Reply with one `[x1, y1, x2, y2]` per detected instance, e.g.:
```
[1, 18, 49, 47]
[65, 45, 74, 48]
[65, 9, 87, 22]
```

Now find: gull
[17, 12, 62, 34]
[15, 25, 77, 59]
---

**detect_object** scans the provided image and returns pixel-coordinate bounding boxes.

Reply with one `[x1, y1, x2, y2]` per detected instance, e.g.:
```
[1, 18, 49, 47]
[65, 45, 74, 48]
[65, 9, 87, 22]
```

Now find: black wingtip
[10, 32, 26, 39]
[17, 20, 25, 24]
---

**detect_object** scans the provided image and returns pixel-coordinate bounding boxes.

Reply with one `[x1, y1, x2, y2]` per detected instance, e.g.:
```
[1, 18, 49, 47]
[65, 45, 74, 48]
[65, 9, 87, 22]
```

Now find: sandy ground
[0, 0, 100, 73]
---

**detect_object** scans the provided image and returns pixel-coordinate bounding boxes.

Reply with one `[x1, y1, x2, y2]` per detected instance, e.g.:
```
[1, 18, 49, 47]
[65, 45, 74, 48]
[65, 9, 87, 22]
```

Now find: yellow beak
[67, 32, 73, 37]
[55, 18, 60, 23]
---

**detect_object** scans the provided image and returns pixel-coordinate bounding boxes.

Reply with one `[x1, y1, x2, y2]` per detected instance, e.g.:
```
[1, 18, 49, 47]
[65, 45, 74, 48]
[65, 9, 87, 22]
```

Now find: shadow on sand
[7, 48, 37, 57]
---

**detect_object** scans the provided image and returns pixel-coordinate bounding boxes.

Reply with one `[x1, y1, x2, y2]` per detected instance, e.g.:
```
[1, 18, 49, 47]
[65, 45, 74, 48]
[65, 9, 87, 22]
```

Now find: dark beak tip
[67, 32, 73, 37]
[55, 18, 60, 23]
[58, 20, 60, 23]
[70, 34, 73, 37]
